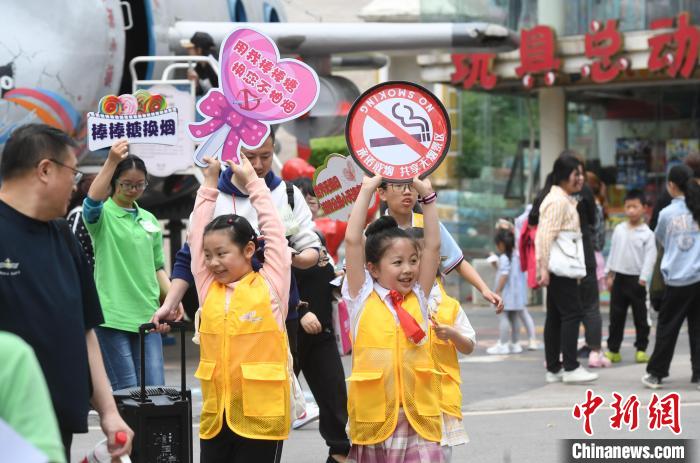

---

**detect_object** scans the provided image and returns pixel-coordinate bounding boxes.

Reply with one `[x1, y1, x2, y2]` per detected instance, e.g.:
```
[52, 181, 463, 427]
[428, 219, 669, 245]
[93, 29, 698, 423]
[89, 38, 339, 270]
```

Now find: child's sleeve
[454, 308, 476, 344]
[498, 254, 511, 275]
[342, 270, 374, 341]
[189, 186, 218, 306]
[249, 178, 292, 320]
[439, 222, 464, 274]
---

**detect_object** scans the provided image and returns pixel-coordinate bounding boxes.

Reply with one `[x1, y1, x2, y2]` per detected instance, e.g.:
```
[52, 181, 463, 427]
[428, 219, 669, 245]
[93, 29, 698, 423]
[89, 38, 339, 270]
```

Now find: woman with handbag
[535, 153, 599, 385]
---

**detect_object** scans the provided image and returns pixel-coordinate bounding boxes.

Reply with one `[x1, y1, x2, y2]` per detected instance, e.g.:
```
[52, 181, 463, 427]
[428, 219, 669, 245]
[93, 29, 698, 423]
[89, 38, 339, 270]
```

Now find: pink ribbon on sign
[188, 90, 267, 164]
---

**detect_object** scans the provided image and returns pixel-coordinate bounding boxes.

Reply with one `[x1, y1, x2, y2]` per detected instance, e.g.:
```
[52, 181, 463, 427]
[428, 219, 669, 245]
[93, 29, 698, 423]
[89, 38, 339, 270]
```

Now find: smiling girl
[343, 175, 444, 463]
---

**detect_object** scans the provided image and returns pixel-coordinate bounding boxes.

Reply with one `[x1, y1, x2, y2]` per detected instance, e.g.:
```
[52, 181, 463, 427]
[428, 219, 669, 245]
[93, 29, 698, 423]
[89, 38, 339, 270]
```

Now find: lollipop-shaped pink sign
[189, 27, 320, 166]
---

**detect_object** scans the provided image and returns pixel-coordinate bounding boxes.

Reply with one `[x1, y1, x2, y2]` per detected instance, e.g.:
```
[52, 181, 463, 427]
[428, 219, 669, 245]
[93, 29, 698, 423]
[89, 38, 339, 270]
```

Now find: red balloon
[281, 157, 315, 181]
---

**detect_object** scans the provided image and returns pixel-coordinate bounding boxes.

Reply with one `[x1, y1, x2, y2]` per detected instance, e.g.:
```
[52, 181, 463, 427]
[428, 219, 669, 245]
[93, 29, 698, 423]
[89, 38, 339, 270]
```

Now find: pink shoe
[588, 351, 611, 368]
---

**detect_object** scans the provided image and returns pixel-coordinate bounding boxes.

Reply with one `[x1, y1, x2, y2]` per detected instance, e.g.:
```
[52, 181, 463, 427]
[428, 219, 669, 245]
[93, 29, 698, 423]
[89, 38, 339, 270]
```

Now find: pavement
[71, 304, 700, 462]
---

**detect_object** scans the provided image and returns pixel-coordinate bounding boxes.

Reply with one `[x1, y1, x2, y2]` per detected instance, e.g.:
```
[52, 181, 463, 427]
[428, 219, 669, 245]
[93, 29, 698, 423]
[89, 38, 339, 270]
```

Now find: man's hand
[300, 312, 322, 335]
[606, 273, 614, 289]
[481, 288, 504, 313]
[639, 279, 647, 287]
[100, 409, 134, 458]
[151, 302, 182, 334]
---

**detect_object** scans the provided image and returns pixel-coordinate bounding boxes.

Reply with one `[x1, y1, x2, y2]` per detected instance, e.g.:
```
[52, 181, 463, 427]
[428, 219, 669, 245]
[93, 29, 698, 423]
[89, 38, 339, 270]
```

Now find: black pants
[607, 273, 649, 353]
[579, 271, 603, 349]
[60, 427, 72, 463]
[296, 329, 351, 457]
[286, 317, 299, 374]
[200, 420, 283, 463]
[545, 275, 584, 372]
[647, 281, 700, 379]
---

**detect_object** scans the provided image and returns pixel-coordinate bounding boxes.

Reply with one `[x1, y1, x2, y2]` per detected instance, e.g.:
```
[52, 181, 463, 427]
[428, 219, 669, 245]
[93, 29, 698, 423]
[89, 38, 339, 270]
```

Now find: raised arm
[412, 177, 440, 295]
[345, 175, 384, 298]
[231, 157, 292, 318]
[88, 139, 128, 202]
[189, 157, 221, 305]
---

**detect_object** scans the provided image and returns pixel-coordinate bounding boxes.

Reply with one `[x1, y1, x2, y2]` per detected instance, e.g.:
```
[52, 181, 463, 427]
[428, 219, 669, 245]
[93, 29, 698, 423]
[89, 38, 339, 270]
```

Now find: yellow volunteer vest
[195, 271, 290, 440]
[429, 283, 463, 419]
[347, 290, 443, 445]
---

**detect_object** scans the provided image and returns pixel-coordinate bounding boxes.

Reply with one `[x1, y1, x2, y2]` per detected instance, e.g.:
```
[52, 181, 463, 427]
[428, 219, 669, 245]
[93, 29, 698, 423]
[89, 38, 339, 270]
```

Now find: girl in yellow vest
[342, 174, 444, 463]
[185, 155, 291, 463]
[406, 227, 476, 462]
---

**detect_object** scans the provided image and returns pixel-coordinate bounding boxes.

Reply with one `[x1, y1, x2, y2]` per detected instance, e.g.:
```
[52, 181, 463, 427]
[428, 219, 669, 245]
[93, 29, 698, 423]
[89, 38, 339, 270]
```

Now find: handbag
[548, 231, 587, 279]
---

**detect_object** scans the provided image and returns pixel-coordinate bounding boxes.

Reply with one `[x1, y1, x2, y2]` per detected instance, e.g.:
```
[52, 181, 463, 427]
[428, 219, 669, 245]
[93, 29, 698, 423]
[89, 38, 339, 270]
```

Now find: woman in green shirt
[84, 140, 173, 390]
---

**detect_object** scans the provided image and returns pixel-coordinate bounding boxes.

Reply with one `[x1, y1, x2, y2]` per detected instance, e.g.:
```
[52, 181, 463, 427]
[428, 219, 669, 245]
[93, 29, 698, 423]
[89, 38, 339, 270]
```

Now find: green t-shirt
[0, 332, 65, 463]
[84, 198, 164, 332]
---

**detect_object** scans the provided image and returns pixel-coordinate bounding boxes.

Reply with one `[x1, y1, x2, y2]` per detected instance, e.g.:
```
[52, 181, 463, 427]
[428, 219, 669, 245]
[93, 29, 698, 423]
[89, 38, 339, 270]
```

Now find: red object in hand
[115, 431, 127, 446]
[281, 157, 315, 180]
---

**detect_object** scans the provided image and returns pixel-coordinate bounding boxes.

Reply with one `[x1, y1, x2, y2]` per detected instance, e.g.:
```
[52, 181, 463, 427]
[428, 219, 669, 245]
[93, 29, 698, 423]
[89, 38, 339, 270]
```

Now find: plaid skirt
[347, 409, 445, 463]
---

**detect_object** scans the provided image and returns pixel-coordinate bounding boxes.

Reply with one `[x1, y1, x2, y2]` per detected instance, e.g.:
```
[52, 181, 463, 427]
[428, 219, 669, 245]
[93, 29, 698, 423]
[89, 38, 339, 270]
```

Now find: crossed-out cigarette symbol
[369, 103, 431, 147]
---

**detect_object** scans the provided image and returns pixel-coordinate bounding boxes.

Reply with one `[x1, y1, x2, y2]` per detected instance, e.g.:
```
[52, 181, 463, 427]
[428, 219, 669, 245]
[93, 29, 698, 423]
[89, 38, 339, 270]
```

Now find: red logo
[345, 81, 450, 182]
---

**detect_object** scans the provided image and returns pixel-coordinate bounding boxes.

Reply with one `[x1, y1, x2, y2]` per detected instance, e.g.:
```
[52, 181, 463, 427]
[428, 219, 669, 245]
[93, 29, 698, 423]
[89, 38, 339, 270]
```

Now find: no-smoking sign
[345, 81, 451, 182]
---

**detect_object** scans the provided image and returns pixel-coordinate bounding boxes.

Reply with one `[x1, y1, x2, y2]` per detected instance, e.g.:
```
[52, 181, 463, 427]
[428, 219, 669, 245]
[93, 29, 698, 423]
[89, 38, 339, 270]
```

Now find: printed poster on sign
[189, 27, 320, 167]
[345, 81, 450, 182]
[313, 153, 378, 221]
[87, 90, 177, 151]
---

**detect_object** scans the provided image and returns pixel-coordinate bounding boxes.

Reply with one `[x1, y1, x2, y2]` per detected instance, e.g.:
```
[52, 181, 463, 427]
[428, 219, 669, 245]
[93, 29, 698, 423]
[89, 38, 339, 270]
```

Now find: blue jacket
[656, 197, 700, 287]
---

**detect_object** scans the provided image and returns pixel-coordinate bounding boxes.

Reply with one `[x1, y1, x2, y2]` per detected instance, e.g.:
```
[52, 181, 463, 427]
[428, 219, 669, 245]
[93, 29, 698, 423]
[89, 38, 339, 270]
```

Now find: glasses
[118, 181, 149, 192]
[49, 159, 84, 185]
[387, 183, 416, 193]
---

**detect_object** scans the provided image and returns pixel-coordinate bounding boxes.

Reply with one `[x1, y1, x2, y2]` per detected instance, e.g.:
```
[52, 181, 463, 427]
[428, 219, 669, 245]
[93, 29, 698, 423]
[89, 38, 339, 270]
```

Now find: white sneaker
[545, 370, 564, 383]
[528, 338, 541, 350]
[486, 342, 510, 355]
[292, 402, 320, 429]
[563, 366, 599, 384]
[509, 342, 523, 354]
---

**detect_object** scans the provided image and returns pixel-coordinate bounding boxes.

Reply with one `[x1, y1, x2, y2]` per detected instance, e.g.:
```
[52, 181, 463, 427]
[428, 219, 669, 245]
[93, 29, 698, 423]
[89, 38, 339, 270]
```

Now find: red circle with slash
[345, 81, 451, 182]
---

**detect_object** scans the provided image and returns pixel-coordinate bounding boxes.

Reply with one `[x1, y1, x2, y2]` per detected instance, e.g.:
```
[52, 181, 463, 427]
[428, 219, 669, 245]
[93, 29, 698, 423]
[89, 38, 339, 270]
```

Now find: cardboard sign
[87, 108, 178, 151]
[189, 27, 320, 167]
[313, 153, 377, 221]
[345, 81, 450, 182]
[129, 84, 195, 177]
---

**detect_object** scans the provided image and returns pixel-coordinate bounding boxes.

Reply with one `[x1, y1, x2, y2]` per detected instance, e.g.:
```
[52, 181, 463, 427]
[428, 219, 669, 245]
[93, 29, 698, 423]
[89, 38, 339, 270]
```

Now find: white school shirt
[604, 221, 657, 281]
[341, 270, 430, 345]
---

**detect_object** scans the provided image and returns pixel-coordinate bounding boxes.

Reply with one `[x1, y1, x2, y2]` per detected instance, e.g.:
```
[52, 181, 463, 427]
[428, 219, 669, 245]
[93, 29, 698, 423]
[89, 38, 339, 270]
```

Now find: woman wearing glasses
[83, 139, 176, 390]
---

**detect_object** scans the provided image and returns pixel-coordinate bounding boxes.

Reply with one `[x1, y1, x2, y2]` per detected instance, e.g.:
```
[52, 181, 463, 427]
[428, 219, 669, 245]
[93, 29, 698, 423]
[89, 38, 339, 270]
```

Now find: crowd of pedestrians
[1, 123, 699, 463]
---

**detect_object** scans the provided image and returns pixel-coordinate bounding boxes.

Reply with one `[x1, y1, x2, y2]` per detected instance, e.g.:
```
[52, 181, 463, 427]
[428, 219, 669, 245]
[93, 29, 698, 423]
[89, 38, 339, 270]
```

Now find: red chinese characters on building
[648, 392, 681, 434]
[515, 25, 561, 88]
[572, 389, 605, 436]
[582, 19, 630, 83]
[450, 54, 497, 90]
[609, 393, 640, 431]
[648, 12, 700, 79]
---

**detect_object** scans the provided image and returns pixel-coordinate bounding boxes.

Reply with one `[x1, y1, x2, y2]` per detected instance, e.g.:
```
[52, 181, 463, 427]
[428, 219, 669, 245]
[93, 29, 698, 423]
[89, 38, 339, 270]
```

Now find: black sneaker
[642, 373, 663, 389]
[577, 345, 592, 359]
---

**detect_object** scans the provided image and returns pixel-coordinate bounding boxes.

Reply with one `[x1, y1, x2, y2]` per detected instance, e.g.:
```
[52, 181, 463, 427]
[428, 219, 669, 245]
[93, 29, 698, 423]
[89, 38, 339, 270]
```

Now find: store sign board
[345, 81, 450, 182]
[451, 12, 700, 89]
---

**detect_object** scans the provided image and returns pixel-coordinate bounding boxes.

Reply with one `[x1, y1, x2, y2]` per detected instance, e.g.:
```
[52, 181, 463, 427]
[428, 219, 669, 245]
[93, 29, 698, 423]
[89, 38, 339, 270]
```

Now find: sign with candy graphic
[87, 90, 177, 151]
[188, 27, 320, 167]
[312, 153, 378, 221]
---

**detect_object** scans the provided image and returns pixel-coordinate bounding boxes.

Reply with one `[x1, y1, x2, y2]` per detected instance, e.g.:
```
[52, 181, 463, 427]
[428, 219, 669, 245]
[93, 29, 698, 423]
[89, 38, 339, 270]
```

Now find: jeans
[545, 275, 584, 373]
[95, 326, 165, 390]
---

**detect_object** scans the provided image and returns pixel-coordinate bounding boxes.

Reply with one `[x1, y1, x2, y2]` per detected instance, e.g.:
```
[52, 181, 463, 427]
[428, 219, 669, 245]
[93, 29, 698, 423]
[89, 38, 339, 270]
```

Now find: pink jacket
[189, 179, 291, 330]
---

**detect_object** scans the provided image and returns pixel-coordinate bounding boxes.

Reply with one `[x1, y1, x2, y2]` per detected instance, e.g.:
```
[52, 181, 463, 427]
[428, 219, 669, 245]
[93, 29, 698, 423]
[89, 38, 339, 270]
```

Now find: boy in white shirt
[604, 189, 657, 364]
